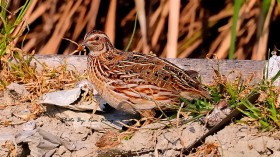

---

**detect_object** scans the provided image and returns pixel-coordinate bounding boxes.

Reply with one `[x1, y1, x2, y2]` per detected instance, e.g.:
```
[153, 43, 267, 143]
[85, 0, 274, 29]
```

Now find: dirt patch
[205, 123, 280, 157]
[1, 87, 280, 157]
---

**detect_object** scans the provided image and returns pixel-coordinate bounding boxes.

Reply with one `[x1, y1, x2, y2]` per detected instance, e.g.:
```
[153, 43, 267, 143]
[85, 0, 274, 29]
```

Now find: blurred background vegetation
[1, 0, 280, 59]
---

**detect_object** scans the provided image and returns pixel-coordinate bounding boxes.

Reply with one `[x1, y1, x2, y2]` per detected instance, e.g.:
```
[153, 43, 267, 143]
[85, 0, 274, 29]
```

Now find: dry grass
[2, 0, 278, 59]
[0, 51, 86, 118]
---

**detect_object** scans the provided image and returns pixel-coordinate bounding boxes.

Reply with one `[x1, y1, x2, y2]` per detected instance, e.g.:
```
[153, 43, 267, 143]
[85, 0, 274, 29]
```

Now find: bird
[82, 30, 209, 118]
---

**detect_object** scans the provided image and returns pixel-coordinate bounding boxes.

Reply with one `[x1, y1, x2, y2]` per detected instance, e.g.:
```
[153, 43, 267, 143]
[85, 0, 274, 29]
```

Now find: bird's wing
[103, 51, 208, 107]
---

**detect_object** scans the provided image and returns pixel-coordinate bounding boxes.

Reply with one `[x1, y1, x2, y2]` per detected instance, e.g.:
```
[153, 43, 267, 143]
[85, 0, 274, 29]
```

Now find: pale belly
[89, 71, 139, 114]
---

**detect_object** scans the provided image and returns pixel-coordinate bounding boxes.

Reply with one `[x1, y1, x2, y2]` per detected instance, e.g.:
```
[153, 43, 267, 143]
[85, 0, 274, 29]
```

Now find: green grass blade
[271, 70, 280, 83]
[14, 0, 31, 25]
[238, 100, 262, 119]
[262, 0, 271, 16]
[226, 82, 236, 98]
[0, 0, 31, 56]
[260, 120, 270, 128]
[264, 49, 271, 79]
[229, 0, 243, 59]
[125, 13, 138, 51]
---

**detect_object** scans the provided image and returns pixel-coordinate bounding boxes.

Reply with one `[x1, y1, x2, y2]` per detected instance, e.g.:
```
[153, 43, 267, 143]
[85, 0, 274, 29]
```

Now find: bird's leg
[91, 91, 101, 117]
[138, 109, 156, 126]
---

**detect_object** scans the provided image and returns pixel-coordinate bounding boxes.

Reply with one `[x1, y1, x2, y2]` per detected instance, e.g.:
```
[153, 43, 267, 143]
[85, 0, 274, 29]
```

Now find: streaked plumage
[83, 30, 209, 114]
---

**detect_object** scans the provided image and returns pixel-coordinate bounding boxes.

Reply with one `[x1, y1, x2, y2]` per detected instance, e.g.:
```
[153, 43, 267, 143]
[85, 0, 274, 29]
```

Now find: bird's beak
[81, 41, 88, 47]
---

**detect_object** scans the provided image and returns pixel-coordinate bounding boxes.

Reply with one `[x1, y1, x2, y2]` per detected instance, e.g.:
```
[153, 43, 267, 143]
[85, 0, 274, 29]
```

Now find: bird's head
[82, 30, 114, 56]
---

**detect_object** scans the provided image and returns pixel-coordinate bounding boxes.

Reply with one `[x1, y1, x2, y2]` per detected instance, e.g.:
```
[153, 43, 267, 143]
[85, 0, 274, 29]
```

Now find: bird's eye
[95, 36, 99, 40]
